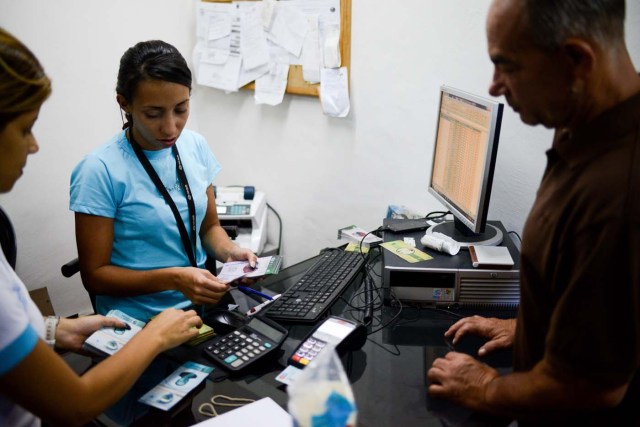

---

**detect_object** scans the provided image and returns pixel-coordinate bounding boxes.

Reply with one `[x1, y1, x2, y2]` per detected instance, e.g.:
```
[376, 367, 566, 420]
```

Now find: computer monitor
[427, 85, 504, 248]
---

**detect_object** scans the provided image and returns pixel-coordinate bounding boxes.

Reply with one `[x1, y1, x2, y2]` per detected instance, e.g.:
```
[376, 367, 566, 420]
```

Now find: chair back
[0, 207, 17, 269]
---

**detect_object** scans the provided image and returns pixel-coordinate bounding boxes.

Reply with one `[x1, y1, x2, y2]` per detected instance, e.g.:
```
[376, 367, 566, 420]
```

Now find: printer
[214, 186, 267, 255]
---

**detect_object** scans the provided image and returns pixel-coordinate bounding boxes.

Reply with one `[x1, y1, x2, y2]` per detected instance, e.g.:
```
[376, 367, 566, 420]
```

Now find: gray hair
[520, 0, 626, 51]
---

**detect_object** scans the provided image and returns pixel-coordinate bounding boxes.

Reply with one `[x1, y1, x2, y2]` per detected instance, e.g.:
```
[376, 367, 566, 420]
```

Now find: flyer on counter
[139, 361, 214, 411]
[83, 310, 146, 356]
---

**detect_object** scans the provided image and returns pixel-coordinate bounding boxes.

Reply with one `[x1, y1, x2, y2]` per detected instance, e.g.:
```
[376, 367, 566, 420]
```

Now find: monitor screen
[427, 85, 504, 247]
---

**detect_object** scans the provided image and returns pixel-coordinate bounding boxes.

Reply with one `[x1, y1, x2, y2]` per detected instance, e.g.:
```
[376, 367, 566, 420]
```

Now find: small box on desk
[381, 220, 520, 310]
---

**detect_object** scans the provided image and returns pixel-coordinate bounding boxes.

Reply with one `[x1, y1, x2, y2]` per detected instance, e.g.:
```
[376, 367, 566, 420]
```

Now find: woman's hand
[226, 246, 258, 267]
[444, 315, 516, 356]
[55, 315, 129, 353]
[140, 308, 202, 352]
[174, 267, 229, 305]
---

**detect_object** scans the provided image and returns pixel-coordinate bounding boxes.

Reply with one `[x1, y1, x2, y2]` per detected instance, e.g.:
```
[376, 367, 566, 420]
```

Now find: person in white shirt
[0, 27, 203, 427]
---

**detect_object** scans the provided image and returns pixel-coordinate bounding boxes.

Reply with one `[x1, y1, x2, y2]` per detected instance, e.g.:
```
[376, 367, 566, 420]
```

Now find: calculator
[203, 315, 288, 372]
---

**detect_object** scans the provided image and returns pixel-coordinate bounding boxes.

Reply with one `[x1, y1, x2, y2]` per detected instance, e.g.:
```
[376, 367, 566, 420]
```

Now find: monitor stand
[425, 220, 503, 249]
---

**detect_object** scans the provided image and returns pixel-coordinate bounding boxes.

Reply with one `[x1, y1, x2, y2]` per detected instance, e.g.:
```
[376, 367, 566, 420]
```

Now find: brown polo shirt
[515, 89, 640, 424]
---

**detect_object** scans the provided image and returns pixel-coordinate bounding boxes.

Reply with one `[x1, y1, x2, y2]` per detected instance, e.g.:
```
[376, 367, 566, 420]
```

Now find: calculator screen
[248, 318, 285, 342]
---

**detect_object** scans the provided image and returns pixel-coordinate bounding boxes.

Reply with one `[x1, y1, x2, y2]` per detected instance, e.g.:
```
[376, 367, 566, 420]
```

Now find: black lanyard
[128, 131, 198, 267]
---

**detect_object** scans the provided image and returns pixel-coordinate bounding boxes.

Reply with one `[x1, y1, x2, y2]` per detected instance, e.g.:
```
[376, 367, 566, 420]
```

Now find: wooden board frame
[201, 0, 351, 97]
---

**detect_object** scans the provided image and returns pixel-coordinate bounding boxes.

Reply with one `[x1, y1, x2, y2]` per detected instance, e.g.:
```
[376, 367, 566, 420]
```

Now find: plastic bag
[287, 347, 357, 427]
[386, 204, 425, 219]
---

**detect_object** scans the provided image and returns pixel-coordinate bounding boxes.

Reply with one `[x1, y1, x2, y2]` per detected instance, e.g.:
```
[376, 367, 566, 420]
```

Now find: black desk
[66, 250, 516, 427]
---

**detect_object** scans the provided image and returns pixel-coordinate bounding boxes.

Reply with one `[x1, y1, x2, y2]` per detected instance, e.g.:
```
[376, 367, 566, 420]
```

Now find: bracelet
[44, 315, 60, 348]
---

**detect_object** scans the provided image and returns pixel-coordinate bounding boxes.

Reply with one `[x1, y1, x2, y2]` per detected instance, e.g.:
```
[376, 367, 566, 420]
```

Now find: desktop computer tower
[381, 220, 520, 309]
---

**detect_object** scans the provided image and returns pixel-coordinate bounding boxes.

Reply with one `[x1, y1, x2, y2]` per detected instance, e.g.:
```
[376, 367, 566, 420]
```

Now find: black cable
[355, 231, 385, 328]
[508, 230, 522, 244]
[425, 210, 450, 220]
[367, 291, 403, 335]
[362, 275, 373, 326]
[366, 337, 401, 356]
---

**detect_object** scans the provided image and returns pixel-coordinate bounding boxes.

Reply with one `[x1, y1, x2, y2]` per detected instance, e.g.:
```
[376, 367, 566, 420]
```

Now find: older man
[427, 1, 640, 425]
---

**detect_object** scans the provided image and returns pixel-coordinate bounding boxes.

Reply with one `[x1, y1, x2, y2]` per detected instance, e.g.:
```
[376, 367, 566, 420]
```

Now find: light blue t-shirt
[0, 249, 44, 427]
[69, 129, 221, 321]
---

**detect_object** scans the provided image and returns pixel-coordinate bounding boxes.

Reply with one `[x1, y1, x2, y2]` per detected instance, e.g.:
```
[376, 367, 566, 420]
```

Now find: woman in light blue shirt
[70, 40, 257, 321]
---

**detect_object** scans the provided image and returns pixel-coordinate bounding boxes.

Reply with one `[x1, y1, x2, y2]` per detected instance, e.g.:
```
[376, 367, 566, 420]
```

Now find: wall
[1, 0, 639, 316]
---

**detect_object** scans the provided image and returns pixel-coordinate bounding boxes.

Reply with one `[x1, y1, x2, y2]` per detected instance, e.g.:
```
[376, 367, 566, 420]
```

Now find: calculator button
[224, 355, 238, 364]
[231, 359, 244, 368]
[259, 345, 266, 351]
[264, 342, 273, 349]
[242, 356, 249, 361]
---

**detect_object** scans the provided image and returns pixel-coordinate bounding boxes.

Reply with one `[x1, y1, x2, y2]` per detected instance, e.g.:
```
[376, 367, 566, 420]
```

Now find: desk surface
[65, 248, 516, 427]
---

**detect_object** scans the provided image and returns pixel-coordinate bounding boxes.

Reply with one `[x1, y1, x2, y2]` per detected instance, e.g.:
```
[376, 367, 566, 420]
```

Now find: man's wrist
[44, 315, 60, 348]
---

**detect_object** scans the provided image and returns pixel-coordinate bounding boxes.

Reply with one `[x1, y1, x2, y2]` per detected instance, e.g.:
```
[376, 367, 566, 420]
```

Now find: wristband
[44, 315, 60, 348]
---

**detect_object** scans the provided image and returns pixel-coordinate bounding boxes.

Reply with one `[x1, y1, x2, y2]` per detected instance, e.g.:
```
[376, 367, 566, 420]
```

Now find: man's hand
[445, 316, 516, 356]
[427, 352, 500, 411]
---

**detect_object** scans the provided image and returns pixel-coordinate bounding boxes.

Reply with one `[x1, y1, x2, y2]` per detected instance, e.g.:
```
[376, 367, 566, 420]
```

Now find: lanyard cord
[128, 131, 198, 267]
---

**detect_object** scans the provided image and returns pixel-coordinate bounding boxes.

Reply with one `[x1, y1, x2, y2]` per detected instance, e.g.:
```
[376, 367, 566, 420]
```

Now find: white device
[215, 188, 267, 254]
[420, 231, 460, 255]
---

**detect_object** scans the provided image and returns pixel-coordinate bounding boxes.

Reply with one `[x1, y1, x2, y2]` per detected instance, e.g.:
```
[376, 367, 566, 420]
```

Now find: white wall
[1, 0, 639, 317]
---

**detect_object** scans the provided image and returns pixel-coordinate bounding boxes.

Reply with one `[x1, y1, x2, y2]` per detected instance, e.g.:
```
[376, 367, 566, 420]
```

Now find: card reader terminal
[289, 316, 366, 368]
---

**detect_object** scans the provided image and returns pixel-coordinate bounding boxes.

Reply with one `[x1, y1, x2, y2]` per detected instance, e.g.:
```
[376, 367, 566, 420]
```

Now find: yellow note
[381, 240, 433, 263]
[344, 242, 370, 254]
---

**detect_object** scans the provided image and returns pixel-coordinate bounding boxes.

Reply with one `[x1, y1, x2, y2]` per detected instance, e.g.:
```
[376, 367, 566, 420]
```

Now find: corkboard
[201, 0, 351, 97]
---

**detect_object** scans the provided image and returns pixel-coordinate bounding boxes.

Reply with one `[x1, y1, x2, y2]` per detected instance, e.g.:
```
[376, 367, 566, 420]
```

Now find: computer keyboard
[263, 250, 365, 323]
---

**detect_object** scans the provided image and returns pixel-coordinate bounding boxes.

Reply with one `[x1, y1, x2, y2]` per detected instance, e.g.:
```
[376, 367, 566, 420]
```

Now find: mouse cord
[198, 395, 255, 417]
